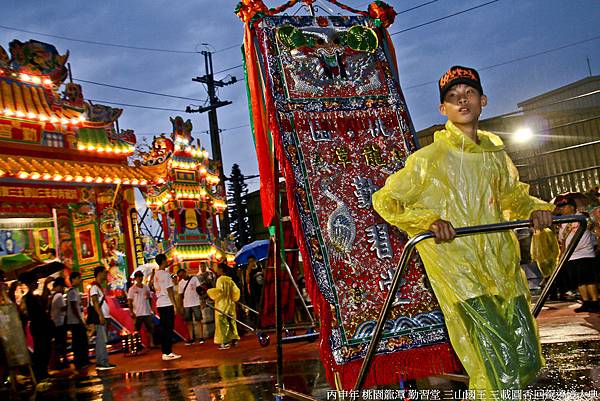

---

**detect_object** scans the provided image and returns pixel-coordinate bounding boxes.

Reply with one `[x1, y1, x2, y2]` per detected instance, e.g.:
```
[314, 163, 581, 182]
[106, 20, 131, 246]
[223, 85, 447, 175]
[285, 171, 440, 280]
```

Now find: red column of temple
[120, 188, 137, 275]
[173, 206, 182, 238]
[161, 211, 169, 241]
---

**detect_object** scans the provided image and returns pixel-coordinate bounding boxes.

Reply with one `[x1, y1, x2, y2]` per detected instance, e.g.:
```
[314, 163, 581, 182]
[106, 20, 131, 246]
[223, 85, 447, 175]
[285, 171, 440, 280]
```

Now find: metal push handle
[204, 303, 256, 332]
[353, 214, 588, 392]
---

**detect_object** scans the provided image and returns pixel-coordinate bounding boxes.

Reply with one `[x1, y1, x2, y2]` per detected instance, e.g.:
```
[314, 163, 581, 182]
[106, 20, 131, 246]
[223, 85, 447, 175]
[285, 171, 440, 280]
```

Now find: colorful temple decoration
[141, 116, 234, 274]
[0, 39, 232, 289]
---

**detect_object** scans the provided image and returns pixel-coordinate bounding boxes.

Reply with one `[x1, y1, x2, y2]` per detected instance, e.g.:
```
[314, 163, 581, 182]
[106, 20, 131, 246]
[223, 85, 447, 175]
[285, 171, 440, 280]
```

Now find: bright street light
[513, 127, 533, 143]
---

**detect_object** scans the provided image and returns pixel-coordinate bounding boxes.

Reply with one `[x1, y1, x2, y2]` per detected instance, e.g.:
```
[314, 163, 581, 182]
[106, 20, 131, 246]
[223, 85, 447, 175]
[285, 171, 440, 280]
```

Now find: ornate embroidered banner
[248, 14, 461, 389]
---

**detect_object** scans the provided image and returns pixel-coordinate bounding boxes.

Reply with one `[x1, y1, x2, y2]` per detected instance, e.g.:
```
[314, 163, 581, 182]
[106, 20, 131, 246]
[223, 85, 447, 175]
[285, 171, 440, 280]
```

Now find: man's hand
[130, 311, 136, 319]
[530, 210, 553, 230]
[99, 316, 106, 326]
[429, 219, 456, 243]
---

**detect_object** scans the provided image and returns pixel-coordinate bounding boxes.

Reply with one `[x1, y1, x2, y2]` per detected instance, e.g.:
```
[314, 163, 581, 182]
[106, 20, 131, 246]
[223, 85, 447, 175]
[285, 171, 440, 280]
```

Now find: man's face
[561, 204, 576, 215]
[72, 277, 81, 287]
[134, 276, 143, 285]
[439, 84, 487, 126]
[248, 258, 257, 268]
[177, 271, 186, 281]
[98, 270, 107, 283]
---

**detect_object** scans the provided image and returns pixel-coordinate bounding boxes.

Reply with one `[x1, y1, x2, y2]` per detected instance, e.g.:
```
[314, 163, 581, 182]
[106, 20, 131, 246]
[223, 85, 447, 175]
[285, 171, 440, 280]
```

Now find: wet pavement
[7, 341, 600, 401]
[6, 360, 329, 401]
[4, 302, 600, 401]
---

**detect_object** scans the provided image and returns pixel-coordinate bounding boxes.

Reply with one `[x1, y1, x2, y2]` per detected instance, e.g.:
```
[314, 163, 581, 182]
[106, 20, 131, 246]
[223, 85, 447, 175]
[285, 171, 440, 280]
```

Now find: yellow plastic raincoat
[373, 121, 555, 399]
[207, 275, 241, 345]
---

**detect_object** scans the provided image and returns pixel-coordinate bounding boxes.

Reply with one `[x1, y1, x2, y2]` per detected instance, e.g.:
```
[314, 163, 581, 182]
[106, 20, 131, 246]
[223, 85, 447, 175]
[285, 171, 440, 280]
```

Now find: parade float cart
[237, 0, 462, 394]
[236, 1, 589, 399]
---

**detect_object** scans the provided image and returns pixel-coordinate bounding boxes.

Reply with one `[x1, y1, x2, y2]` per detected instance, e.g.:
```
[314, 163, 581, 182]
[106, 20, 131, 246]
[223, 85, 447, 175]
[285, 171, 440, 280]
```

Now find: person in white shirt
[557, 198, 599, 313]
[177, 269, 204, 345]
[152, 254, 182, 360]
[50, 277, 68, 368]
[90, 266, 116, 370]
[127, 270, 155, 347]
[67, 271, 90, 370]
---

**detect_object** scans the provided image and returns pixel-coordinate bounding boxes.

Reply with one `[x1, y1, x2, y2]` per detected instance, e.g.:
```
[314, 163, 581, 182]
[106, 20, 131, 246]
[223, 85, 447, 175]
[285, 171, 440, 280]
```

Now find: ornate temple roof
[0, 154, 166, 185]
[0, 77, 83, 123]
[0, 39, 133, 158]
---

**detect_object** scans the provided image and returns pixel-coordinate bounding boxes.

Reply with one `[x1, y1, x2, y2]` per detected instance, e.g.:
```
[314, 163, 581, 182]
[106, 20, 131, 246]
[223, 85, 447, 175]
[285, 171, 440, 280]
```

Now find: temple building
[0, 39, 233, 292]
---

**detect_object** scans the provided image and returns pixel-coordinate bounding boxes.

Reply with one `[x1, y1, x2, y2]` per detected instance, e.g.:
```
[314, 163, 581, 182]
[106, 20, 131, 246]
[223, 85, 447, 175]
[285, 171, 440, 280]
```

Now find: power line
[214, 64, 243, 75]
[212, 0, 490, 56]
[222, 124, 250, 131]
[494, 89, 600, 119]
[397, 0, 443, 14]
[405, 33, 600, 90]
[390, 0, 500, 36]
[218, 2, 498, 81]
[0, 24, 200, 54]
[198, 124, 251, 135]
[86, 99, 184, 112]
[357, 0, 443, 14]
[214, 43, 241, 54]
[74, 78, 207, 102]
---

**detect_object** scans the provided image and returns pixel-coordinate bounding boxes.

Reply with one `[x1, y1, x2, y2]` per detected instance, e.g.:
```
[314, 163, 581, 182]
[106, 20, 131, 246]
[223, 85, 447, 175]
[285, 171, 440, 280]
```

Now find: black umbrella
[8, 260, 66, 281]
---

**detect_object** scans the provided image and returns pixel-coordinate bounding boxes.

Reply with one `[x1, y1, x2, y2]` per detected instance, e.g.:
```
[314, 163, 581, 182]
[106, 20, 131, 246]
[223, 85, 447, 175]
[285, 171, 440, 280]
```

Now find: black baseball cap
[439, 65, 483, 103]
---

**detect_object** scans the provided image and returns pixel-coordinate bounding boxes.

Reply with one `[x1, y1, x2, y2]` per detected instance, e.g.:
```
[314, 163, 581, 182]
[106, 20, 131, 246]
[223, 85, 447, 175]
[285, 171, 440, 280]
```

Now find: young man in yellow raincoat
[373, 66, 554, 400]
[207, 263, 241, 350]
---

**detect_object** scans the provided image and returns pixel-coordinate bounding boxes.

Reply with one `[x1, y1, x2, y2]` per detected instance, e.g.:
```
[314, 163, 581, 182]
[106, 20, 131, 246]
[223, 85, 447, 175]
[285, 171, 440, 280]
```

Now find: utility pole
[187, 50, 237, 236]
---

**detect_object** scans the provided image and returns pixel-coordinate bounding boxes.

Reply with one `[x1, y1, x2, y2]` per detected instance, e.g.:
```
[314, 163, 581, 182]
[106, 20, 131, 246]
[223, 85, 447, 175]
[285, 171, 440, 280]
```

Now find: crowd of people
[0, 252, 262, 390]
[546, 191, 600, 312]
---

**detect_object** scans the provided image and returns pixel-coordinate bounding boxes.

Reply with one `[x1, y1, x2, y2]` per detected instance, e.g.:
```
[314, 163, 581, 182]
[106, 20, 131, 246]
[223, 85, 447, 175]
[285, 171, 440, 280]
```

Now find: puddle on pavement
[4, 341, 600, 400]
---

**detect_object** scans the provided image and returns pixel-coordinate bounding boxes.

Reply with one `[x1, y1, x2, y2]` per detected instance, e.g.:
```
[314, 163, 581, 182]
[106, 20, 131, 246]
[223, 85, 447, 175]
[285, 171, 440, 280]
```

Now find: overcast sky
[1, 0, 599, 191]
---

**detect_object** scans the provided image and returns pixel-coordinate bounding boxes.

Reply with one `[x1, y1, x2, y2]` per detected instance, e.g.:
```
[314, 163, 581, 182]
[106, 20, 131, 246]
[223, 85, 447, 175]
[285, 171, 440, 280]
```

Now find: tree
[227, 164, 253, 248]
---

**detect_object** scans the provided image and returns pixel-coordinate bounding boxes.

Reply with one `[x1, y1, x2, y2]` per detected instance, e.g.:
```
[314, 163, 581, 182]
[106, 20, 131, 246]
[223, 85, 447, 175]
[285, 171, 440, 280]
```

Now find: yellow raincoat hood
[373, 120, 557, 398]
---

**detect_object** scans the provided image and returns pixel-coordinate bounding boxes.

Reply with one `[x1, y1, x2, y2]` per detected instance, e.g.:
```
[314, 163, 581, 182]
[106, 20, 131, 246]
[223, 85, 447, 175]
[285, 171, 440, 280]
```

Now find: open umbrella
[234, 240, 271, 265]
[2, 259, 66, 281]
[0, 253, 34, 275]
[130, 262, 158, 280]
